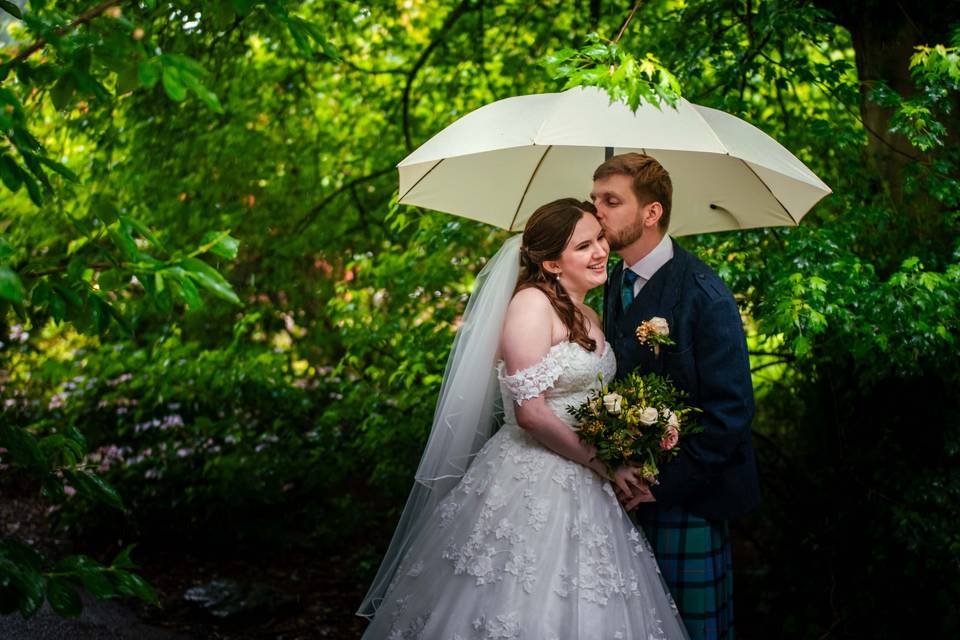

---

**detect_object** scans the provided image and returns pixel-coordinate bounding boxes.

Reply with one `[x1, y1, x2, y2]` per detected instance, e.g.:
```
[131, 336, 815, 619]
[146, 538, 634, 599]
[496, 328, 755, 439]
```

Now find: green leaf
[36, 155, 78, 182]
[208, 0, 236, 30]
[161, 65, 188, 102]
[174, 272, 202, 309]
[180, 257, 240, 305]
[39, 473, 66, 501]
[53, 556, 114, 600]
[31, 279, 52, 307]
[0, 266, 25, 303]
[77, 568, 114, 599]
[67, 469, 125, 511]
[22, 172, 43, 206]
[97, 268, 125, 291]
[116, 63, 140, 95]
[138, 59, 162, 89]
[64, 426, 87, 452]
[19, 151, 52, 193]
[112, 570, 158, 604]
[0, 155, 23, 192]
[50, 74, 76, 111]
[180, 71, 222, 112]
[1, 539, 44, 572]
[108, 226, 139, 262]
[90, 193, 120, 224]
[0, 0, 22, 19]
[200, 230, 239, 259]
[232, 0, 257, 16]
[88, 294, 112, 334]
[111, 545, 138, 571]
[48, 289, 67, 321]
[12, 564, 45, 618]
[51, 283, 84, 311]
[72, 69, 110, 102]
[46, 577, 82, 617]
[120, 215, 165, 252]
[0, 424, 47, 471]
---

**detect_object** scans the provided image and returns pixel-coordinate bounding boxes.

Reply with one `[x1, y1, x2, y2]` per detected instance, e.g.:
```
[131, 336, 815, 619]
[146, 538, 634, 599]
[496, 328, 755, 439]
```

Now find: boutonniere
[636, 317, 675, 357]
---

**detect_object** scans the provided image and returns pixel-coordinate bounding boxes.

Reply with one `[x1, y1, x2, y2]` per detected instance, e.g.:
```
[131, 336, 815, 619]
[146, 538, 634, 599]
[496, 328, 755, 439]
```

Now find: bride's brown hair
[517, 198, 599, 353]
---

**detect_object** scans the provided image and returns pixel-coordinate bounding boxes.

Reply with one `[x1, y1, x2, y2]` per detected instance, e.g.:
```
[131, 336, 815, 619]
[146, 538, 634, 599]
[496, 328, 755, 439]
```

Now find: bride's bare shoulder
[508, 285, 552, 312]
[502, 287, 558, 346]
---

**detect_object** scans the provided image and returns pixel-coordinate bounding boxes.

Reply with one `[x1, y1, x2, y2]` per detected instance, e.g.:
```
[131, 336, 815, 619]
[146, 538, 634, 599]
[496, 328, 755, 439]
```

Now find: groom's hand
[614, 468, 656, 510]
[621, 484, 655, 510]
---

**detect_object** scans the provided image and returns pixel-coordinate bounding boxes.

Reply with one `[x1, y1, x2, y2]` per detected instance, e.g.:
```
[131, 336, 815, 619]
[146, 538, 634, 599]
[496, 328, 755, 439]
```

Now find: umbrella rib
[738, 157, 798, 224]
[689, 103, 731, 154]
[509, 145, 553, 231]
[688, 104, 799, 225]
[398, 159, 444, 203]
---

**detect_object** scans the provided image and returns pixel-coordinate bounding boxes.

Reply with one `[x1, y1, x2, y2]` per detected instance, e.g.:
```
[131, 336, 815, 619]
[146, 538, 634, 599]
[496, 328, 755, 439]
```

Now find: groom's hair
[593, 153, 672, 231]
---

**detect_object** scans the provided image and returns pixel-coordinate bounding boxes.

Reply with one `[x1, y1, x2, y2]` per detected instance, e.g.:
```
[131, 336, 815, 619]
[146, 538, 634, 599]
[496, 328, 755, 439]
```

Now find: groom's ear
[643, 202, 664, 228]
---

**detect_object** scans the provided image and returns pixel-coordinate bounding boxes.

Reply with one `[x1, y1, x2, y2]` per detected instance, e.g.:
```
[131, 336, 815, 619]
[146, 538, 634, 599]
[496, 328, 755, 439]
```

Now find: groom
[592, 153, 761, 640]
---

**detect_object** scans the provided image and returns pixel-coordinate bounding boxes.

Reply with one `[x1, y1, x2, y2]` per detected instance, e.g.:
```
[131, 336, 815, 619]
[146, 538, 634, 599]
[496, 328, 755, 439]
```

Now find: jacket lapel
[622, 267, 669, 375]
[617, 240, 690, 375]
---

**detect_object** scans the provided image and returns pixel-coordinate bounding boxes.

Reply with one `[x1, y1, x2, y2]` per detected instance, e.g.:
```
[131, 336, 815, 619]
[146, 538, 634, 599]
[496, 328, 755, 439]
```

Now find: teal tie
[621, 269, 639, 311]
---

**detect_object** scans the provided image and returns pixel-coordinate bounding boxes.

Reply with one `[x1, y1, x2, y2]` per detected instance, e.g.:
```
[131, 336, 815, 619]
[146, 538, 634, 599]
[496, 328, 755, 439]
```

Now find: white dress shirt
[624, 234, 674, 297]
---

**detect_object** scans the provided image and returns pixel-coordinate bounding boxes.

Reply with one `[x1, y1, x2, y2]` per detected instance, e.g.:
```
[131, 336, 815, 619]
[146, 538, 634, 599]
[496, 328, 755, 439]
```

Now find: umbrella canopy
[397, 86, 831, 235]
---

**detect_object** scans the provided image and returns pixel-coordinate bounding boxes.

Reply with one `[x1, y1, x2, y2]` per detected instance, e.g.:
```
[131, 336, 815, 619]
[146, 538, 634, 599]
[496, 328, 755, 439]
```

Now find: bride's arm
[501, 289, 641, 497]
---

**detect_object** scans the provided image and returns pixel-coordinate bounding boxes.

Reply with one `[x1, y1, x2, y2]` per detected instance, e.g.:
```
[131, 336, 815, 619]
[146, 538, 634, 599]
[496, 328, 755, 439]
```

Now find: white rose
[603, 393, 624, 415]
[639, 407, 659, 425]
[649, 316, 670, 336]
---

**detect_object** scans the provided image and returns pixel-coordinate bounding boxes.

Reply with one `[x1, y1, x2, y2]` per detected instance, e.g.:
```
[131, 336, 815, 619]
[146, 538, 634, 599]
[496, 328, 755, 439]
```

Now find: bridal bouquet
[567, 372, 700, 483]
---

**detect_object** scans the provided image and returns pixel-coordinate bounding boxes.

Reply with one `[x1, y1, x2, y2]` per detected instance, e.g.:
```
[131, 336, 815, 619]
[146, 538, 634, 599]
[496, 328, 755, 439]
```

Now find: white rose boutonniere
[635, 316, 675, 357]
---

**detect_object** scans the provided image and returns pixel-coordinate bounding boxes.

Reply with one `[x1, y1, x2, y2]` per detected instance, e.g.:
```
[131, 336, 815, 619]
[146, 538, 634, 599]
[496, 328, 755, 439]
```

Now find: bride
[358, 199, 688, 639]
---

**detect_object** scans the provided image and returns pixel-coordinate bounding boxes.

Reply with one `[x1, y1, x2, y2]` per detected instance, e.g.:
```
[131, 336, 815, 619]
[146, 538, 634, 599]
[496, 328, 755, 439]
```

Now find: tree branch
[751, 359, 791, 374]
[612, 1, 642, 44]
[293, 166, 395, 234]
[4, 0, 126, 69]
[402, 0, 474, 152]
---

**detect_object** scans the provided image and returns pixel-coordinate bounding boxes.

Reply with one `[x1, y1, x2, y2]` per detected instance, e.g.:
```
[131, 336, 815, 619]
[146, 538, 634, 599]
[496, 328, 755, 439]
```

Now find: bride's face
[550, 214, 609, 293]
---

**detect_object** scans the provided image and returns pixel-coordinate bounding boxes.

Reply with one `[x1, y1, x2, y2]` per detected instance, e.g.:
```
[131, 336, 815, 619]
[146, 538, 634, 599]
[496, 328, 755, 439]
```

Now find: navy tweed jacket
[603, 239, 761, 520]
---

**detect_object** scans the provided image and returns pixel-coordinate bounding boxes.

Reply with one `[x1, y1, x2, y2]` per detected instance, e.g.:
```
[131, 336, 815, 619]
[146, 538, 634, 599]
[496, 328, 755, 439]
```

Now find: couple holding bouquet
[359, 153, 761, 640]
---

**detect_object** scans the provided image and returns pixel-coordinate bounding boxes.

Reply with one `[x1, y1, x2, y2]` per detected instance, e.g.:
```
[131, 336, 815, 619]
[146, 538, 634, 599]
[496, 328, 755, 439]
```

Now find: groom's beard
[605, 216, 644, 252]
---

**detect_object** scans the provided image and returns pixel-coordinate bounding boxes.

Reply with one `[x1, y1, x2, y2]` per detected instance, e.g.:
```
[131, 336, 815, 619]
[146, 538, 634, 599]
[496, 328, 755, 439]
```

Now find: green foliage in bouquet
[567, 372, 701, 482]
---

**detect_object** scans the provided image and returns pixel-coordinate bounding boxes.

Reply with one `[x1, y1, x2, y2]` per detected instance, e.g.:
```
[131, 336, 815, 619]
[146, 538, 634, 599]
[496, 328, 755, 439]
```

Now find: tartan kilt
[634, 505, 734, 640]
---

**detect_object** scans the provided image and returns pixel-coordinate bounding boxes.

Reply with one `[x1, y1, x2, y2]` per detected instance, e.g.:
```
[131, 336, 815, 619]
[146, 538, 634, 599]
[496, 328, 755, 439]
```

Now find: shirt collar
[626, 234, 674, 281]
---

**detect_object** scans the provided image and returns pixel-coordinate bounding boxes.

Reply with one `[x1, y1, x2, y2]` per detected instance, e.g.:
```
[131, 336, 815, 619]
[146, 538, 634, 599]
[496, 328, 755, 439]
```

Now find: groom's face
[590, 174, 645, 252]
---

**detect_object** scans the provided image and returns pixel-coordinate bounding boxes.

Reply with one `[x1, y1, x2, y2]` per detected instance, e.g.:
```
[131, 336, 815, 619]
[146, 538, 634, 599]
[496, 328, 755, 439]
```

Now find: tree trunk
[816, 1, 960, 208]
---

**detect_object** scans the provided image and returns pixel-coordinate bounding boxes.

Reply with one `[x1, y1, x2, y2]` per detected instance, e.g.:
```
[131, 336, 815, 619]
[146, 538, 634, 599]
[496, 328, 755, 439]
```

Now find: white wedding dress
[362, 340, 688, 640]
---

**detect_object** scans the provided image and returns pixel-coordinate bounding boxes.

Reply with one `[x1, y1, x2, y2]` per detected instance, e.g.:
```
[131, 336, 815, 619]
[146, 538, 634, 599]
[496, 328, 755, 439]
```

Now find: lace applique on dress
[362, 340, 687, 640]
[496, 348, 564, 406]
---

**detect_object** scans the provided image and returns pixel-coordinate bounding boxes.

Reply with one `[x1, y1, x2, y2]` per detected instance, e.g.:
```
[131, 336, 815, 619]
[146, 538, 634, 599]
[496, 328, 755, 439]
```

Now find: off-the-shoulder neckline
[498, 339, 611, 377]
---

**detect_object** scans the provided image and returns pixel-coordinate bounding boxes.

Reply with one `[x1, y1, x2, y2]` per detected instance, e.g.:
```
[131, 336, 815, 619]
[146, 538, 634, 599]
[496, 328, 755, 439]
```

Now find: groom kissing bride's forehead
[596, 152, 761, 640]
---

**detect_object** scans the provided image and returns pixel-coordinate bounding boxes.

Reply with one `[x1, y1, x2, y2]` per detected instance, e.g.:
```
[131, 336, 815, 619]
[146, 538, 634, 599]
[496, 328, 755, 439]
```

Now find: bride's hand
[611, 465, 646, 501]
[613, 467, 657, 510]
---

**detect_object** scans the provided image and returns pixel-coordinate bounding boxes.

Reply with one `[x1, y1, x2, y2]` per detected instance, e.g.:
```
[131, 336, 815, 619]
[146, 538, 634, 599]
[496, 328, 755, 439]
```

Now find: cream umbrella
[397, 86, 830, 235]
